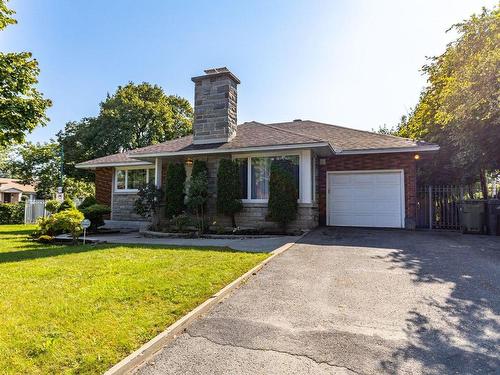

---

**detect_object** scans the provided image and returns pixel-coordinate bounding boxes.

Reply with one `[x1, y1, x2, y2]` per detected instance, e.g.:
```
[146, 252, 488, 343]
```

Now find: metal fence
[24, 200, 47, 224]
[416, 185, 470, 230]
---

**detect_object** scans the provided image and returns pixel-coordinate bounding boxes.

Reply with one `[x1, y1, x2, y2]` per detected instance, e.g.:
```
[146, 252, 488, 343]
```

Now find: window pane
[116, 170, 126, 190]
[283, 155, 300, 194]
[251, 157, 272, 199]
[148, 168, 156, 185]
[127, 169, 146, 189]
[235, 158, 248, 199]
[250, 155, 300, 200]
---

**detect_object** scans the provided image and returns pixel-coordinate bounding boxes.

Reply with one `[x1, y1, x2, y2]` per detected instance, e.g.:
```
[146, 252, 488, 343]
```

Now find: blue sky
[0, 0, 496, 143]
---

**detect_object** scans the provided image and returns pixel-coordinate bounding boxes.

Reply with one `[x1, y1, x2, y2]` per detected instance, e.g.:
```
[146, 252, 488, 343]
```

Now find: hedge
[0, 202, 25, 224]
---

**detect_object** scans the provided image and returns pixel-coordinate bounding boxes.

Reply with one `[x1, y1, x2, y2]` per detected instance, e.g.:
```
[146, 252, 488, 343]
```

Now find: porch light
[185, 158, 193, 166]
[414, 154, 420, 160]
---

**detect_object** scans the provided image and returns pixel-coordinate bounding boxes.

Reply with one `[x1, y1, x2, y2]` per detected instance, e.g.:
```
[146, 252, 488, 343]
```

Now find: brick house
[77, 68, 438, 230]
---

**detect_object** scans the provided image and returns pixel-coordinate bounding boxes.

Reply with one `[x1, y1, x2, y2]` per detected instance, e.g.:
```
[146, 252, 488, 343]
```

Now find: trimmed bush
[78, 196, 97, 210]
[191, 160, 208, 178]
[79, 204, 111, 231]
[0, 202, 24, 224]
[45, 199, 60, 214]
[217, 159, 243, 227]
[186, 171, 208, 235]
[37, 208, 84, 243]
[267, 159, 298, 231]
[164, 163, 186, 219]
[57, 198, 76, 212]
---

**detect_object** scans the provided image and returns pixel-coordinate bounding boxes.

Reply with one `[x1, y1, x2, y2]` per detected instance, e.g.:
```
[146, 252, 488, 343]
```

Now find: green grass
[0, 225, 269, 374]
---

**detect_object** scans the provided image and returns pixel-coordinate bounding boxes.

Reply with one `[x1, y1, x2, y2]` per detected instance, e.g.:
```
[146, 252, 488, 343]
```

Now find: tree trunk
[479, 169, 488, 200]
[231, 214, 236, 228]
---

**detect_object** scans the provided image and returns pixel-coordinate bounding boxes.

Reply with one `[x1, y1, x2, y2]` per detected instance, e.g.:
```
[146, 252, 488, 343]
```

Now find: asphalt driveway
[136, 228, 500, 375]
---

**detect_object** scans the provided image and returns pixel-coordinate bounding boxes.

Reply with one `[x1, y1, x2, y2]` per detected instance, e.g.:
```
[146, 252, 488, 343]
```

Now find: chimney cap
[192, 67, 241, 84]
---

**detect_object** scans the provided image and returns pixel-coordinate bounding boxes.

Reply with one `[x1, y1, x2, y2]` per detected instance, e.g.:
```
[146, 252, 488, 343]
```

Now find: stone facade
[111, 193, 147, 221]
[191, 68, 240, 145]
[317, 152, 417, 228]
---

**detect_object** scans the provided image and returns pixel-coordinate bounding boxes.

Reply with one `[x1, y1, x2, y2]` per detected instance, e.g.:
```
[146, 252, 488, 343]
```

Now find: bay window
[115, 167, 155, 192]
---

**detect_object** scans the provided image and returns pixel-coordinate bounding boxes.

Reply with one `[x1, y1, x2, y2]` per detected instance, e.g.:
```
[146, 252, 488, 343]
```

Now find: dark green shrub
[217, 159, 243, 227]
[267, 159, 298, 231]
[45, 199, 60, 214]
[78, 196, 97, 210]
[171, 212, 191, 232]
[164, 163, 186, 219]
[191, 160, 208, 178]
[0, 202, 24, 224]
[134, 183, 163, 230]
[57, 198, 76, 212]
[79, 204, 111, 230]
[186, 171, 208, 235]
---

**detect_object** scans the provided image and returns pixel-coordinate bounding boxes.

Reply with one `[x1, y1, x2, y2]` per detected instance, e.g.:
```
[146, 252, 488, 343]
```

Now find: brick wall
[318, 153, 417, 228]
[94, 167, 113, 220]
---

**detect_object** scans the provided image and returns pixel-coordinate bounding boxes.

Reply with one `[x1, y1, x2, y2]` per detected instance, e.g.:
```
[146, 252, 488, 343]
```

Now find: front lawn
[0, 225, 268, 374]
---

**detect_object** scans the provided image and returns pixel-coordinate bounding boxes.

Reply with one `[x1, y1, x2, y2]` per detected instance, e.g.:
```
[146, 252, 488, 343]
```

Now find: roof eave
[335, 145, 440, 155]
[130, 142, 332, 159]
[75, 161, 154, 169]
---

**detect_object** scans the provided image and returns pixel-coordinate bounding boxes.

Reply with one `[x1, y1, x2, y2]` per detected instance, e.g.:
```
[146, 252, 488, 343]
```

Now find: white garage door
[327, 171, 404, 228]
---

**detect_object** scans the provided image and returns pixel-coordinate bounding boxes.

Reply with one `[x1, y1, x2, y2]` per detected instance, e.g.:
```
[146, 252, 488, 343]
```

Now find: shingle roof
[76, 152, 153, 167]
[0, 179, 36, 193]
[77, 120, 437, 167]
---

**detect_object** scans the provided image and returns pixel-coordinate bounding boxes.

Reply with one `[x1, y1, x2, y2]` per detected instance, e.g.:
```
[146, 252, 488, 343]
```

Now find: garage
[327, 170, 405, 228]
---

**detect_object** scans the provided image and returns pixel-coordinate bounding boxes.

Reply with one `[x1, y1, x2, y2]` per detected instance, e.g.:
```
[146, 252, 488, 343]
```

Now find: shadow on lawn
[302, 227, 500, 374]
[0, 244, 104, 263]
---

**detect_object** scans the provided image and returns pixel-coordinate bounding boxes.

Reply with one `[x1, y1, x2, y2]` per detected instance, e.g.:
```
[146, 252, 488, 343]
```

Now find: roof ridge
[258, 122, 325, 143]
[301, 120, 416, 143]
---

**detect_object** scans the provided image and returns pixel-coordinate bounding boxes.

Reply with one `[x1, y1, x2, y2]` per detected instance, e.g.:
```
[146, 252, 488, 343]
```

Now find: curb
[104, 232, 307, 375]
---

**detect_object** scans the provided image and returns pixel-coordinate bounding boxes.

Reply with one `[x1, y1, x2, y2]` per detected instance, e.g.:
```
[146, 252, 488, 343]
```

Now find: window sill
[114, 189, 139, 194]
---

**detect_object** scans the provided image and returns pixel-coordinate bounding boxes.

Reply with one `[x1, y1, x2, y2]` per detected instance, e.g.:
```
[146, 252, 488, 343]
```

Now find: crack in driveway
[185, 332, 361, 374]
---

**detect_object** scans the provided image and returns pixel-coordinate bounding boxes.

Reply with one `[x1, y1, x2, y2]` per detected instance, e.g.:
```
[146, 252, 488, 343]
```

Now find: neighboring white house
[0, 178, 36, 203]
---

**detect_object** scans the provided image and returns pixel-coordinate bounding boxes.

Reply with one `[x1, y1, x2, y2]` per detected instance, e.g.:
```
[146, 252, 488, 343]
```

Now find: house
[76, 68, 439, 230]
[0, 178, 36, 203]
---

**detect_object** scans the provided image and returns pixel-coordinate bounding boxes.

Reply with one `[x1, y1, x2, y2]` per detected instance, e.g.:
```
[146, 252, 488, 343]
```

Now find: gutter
[335, 144, 440, 155]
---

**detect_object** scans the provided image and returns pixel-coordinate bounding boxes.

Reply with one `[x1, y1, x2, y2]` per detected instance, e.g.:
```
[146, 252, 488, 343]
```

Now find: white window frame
[114, 165, 156, 193]
[232, 149, 312, 204]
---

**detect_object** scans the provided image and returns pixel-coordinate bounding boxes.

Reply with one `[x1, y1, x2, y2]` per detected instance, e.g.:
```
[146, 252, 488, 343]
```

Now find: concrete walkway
[82, 232, 299, 253]
[135, 227, 500, 375]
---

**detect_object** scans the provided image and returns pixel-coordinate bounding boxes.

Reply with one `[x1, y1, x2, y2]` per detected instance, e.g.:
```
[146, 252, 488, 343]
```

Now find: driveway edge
[104, 233, 306, 375]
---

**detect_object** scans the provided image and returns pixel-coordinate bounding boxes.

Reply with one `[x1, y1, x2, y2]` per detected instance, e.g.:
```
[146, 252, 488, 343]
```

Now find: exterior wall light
[414, 154, 420, 160]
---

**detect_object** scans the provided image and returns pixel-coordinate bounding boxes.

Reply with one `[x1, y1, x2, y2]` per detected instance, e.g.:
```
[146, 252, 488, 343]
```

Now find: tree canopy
[396, 6, 499, 196]
[0, 0, 52, 147]
[58, 82, 193, 180]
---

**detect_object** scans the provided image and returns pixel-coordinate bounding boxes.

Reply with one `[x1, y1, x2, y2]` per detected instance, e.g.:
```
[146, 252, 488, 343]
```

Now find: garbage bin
[459, 200, 486, 234]
[486, 199, 500, 236]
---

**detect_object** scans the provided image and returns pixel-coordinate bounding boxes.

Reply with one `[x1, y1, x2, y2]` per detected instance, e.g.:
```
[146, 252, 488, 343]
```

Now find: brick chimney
[191, 67, 240, 144]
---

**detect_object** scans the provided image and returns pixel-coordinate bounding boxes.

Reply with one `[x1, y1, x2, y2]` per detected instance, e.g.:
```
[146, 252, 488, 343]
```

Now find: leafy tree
[164, 162, 186, 219]
[0, 0, 51, 146]
[268, 159, 298, 231]
[10, 141, 61, 198]
[216, 159, 243, 227]
[186, 171, 208, 235]
[57, 83, 193, 179]
[397, 6, 499, 197]
[63, 177, 95, 200]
